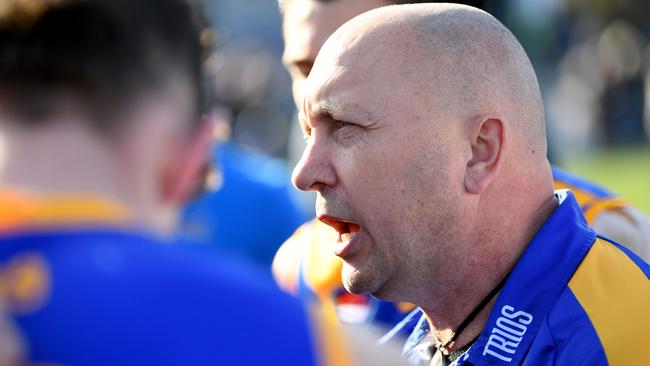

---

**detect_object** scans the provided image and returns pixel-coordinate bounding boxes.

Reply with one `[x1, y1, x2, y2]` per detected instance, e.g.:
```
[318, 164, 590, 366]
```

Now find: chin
[341, 263, 386, 297]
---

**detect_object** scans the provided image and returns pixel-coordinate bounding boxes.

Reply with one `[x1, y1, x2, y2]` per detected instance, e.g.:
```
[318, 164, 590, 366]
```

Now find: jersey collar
[0, 188, 130, 232]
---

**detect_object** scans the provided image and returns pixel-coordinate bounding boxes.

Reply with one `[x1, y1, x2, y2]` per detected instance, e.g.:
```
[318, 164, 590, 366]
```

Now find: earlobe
[464, 118, 504, 195]
[161, 119, 216, 205]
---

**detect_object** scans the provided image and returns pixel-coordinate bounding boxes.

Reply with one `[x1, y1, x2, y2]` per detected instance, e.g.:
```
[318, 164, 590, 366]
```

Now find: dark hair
[0, 0, 208, 131]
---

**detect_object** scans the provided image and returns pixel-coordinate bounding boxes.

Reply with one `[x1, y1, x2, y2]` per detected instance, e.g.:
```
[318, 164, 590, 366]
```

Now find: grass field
[560, 146, 650, 215]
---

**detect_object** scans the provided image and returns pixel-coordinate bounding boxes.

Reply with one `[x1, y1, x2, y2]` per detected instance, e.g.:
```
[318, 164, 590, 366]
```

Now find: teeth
[340, 232, 353, 243]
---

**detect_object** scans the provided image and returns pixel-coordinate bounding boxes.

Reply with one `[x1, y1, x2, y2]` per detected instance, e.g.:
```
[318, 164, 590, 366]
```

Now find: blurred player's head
[0, 0, 210, 231]
[280, 0, 487, 109]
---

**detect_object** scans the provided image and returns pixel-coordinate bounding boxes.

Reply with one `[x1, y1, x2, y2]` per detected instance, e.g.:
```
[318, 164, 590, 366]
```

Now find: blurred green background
[562, 147, 650, 214]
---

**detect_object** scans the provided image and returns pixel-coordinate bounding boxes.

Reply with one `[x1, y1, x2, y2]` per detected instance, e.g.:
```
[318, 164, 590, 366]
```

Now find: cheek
[336, 150, 409, 225]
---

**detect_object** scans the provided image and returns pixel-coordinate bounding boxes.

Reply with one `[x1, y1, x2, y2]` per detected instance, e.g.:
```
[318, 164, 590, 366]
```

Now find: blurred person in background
[179, 105, 311, 271]
[292, 3, 650, 364]
[0, 0, 356, 364]
[179, 49, 311, 271]
[273, 0, 650, 337]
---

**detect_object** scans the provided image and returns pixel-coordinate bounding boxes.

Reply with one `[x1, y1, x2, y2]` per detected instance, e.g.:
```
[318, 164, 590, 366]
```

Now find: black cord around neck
[438, 273, 509, 352]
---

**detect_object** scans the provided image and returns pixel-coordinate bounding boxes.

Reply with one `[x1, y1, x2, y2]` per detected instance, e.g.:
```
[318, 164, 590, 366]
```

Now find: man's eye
[336, 121, 350, 130]
[292, 61, 313, 79]
[299, 65, 312, 78]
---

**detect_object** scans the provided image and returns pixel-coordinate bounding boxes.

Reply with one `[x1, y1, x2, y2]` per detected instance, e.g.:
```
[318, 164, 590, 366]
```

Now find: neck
[0, 119, 174, 232]
[0, 121, 123, 200]
[420, 191, 558, 352]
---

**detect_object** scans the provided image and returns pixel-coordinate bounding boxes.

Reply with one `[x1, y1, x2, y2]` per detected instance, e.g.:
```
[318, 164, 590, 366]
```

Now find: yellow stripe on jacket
[568, 238, 650, 365]
[553, 182, 626, 224]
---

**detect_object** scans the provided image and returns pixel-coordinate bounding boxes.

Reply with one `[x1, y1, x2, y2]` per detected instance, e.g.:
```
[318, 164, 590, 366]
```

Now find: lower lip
[334, 229, 364, 258]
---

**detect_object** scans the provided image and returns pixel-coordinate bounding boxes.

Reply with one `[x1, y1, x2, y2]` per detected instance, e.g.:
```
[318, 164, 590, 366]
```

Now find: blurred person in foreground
[0, 0, 361, 364]
[273, 0, 650, 331]
[291, 3, 650, 365]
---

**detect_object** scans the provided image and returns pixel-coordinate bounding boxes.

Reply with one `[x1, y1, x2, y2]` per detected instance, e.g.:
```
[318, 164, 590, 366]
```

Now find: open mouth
[319, 215, 361, 244]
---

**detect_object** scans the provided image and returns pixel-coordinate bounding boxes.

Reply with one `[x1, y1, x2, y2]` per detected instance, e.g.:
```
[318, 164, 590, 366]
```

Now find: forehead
[282, 0, 389, 64]
[303, 31, 409, 123]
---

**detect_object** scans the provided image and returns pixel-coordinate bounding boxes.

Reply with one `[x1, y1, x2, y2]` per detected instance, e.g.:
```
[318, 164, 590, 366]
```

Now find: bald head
[312, 3, 546, 159]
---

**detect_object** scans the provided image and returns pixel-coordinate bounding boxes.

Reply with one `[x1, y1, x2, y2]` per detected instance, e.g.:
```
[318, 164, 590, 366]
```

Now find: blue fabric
[0, 227, 318, 366]
[525, 289, 607, 366]
[181, 142, 311, 269]
[402, 191, 646, 366]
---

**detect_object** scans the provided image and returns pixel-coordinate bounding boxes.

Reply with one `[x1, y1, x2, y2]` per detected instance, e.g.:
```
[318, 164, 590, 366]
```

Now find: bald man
[292, 4, 650, 365]
[274, 0, 650, 324]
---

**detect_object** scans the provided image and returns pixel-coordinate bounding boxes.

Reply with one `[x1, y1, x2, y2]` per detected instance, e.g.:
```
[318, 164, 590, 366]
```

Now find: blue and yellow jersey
[401, 190, 650, 365]
[553, 166, 650, 261]
[0, 189, 352, 366]
[551, 166, 625, 224]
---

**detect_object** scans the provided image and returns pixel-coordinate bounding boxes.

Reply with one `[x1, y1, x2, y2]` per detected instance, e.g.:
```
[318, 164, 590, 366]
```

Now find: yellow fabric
[568, 239, 650, 365]
[308, 299, 357, 366]
[272, 219, 342, 298]
[396, 302, 417, 313]
[582, 197, 627, 224]
[303, 220, 344, 298]
[553, 182, 626, 225]
[0, 189, 129, 230]
[0, 252, 49, 314]
[271, 229, 303, 295]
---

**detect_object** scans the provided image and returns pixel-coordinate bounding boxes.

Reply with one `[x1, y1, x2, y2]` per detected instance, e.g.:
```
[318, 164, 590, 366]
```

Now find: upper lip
[318, 215, 360, 236]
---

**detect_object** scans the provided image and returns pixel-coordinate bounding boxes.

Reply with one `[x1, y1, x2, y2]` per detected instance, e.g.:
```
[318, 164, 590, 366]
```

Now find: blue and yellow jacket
[551, 167, 626, 224]
[0, 190, 351, 366]
[401, 190, 650, 365]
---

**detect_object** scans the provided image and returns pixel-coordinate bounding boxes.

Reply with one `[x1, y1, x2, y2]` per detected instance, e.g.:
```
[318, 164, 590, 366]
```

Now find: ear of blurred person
[177, 39, 314, 269]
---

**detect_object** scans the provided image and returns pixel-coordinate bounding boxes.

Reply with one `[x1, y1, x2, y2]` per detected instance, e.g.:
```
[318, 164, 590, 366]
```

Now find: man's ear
[160, 118, 216, 206]
[464, 117, 504, 195]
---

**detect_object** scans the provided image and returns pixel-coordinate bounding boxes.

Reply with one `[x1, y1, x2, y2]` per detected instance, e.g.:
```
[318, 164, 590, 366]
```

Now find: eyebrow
[297, 107, 334, 132]
[313, 101, 339, 119]
[310, 99, 377, 126]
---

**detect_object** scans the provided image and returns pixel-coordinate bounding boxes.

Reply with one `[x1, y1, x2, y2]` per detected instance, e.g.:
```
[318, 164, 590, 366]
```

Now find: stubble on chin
[340, 259, 392, 299]
[341, 262, 373, 294]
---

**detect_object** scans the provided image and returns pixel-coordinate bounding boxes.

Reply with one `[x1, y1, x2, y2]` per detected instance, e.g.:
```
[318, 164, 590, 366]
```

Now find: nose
[292, 138, 337, 193]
